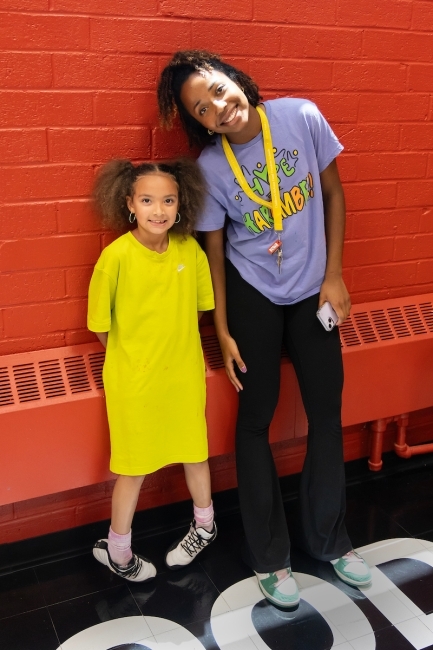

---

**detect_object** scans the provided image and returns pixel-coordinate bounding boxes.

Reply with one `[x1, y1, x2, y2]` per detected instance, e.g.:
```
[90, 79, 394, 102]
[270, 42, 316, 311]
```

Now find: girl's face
[180, 69, 251, 138]
[126, 172, 179, 241]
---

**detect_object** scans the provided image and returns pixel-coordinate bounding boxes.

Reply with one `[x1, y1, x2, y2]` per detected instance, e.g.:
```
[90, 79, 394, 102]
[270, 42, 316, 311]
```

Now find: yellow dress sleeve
[87, 252, 118, 333]
[196, 242, 215, 312]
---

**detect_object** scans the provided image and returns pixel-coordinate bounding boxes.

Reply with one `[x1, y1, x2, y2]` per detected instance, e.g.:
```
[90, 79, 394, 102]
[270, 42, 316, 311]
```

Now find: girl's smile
[180, 69, 261, 144]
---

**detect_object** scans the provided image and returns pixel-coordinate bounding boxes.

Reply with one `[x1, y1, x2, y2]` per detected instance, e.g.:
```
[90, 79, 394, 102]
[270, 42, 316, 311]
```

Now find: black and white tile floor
[1, 454, 433, 650]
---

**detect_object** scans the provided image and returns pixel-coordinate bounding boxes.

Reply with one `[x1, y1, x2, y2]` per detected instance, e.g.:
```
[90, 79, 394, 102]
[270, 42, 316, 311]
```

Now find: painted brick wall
[0, 1, 432, 355]
[0, 2, 433, 543]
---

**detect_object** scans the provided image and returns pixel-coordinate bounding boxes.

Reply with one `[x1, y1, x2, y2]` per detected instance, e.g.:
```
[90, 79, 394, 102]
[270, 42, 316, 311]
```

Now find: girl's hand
[319, 275, 351, 325]
[220, 335, 247, 392]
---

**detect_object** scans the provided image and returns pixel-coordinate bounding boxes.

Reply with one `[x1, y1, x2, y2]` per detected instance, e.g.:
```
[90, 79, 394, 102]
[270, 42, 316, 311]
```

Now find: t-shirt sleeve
[196, 243, 215, 312]
[195, 156, 227, 232]
[87, 251, 118, 332]
[303, 101, 343, 173]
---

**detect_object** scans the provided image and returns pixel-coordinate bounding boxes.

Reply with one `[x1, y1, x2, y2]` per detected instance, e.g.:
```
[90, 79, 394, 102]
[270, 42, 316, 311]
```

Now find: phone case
[317, 301, 338, 331]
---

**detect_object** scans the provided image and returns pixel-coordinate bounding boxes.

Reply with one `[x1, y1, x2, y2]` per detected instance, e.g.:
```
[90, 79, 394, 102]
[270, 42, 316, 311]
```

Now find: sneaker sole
[258, 584, 300, 608]
[256, 576, 300, 608]
[333, 566, 372, 587]
[93, 540, 156, 583]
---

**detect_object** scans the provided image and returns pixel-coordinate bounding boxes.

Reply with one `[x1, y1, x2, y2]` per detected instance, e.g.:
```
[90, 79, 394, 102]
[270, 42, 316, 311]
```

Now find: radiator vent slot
[89, 352, 105, 390]
[13, 363, 40, 403]
[387, 307, 411, 338]
[404, 305, 427, 335]
[201, 335, 225, 370]
[39, 360, 66, 399]
[420, 302, 433, 332]
[339, 319, 361, 347]
[0, 344, 105, 410]
[371, 310, 394, 341]
[64, 356, 91, 394]
[0, 295, 432, 410]
[0, 367, 14, 406]
[353, 312, 378, 344]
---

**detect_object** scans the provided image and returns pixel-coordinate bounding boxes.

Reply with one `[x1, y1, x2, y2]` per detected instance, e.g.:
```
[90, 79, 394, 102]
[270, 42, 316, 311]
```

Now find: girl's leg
[165, 461, 216, 569]
[111, 474, 145, 534]
[109, 474, 145, 565]
[226, 260, 290, 574]
[282, 294, 352, 561]
[93, 473, 156, 581]
[184, 460, 214, 531]
[183, 460, 211, 508]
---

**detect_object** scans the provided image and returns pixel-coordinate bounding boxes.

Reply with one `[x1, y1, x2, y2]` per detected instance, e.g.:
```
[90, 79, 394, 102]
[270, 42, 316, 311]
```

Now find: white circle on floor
[58, 615, 206, 650]
[210, 574, 375, 650]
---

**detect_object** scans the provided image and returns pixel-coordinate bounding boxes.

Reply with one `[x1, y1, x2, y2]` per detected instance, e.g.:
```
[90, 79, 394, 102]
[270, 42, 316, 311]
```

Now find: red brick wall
[1, 1, 433, 542]
[0, 1, 432, 355]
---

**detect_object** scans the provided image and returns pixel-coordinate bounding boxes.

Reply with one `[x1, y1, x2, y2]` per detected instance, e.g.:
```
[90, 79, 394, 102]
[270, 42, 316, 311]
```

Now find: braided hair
[157, 50, 261, 148]
[92, 158, 205, 236]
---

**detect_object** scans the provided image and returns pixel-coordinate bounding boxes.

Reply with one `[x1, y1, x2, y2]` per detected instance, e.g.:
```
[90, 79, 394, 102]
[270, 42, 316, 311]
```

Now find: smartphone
[317, 301, 338, 331]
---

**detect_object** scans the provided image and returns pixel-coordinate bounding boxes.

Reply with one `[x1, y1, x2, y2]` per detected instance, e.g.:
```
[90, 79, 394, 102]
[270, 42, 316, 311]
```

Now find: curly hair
[92, 158, 205, 236]
[157, 49, 262, 149]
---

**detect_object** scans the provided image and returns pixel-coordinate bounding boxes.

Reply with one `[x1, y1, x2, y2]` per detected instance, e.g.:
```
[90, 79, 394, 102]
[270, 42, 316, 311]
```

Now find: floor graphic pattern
[1, 464, 433, 649]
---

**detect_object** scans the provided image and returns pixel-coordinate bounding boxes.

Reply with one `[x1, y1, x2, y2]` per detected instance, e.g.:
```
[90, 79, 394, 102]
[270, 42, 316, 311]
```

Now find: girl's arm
[96, 332, 108, 348]
[204, 229, 246, 392]
[319, 159, 351, 324]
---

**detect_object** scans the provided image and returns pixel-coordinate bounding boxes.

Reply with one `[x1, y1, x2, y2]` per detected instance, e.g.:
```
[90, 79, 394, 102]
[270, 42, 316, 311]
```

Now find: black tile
[0, 568, 45, 621]
[130, 564, 220, 626]
[419, 530, 433, 543]
[48, 584, 141, 644]
[133, 528, 184, 574]
[251, 598, 333, 650]
[35, 552, 124, 606]
[350, 469, 433, 536]
[345, 502, 410, 548]
[379, 558, 433, 615]
[0, 608, 59, 650]
[199, 550, 253, 593]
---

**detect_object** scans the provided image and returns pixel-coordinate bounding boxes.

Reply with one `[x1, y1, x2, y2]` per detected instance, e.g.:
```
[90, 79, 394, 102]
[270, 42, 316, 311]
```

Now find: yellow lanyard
[221, 105, 283, 233]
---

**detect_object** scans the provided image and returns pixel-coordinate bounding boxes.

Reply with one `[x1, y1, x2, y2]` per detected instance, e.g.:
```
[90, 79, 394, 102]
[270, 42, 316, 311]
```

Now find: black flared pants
[226, 260, 352, 572]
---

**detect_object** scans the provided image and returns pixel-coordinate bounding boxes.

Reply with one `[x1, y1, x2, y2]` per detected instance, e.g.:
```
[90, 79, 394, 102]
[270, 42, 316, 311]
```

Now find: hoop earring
[129, 212, 136, 223]
[207, 129, 214, 136]
[174, 212, 181, 224]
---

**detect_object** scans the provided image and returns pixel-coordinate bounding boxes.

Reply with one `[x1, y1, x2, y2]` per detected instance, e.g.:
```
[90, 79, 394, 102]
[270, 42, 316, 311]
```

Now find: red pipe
[369, 418, 393, 471]
[394, 413, 433, 458]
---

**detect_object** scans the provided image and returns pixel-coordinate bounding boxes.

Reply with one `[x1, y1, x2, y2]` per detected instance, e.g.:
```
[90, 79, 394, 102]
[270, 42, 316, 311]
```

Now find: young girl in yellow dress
[88, 158, 216, 582]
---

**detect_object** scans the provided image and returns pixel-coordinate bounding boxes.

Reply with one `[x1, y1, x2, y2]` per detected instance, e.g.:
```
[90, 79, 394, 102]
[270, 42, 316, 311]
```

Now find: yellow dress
[87, 232, 215, 475]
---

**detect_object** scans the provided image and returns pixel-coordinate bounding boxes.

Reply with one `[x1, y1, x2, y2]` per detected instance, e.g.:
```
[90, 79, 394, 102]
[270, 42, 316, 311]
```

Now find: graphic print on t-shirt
[231, 147, 315, 234]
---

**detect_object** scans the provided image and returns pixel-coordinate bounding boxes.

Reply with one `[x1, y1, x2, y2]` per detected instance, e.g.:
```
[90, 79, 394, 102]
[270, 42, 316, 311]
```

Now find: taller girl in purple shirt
[158, 50, 371, 607]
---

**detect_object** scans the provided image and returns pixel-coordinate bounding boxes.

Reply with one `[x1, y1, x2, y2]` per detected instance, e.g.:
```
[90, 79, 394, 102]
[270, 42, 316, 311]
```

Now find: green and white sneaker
[331, 550, 372, 587]
[255, 568, 300, 608]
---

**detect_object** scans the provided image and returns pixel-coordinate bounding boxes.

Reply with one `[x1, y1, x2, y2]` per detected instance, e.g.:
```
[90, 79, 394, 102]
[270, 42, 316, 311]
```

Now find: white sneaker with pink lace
[331, 550, 372, 586]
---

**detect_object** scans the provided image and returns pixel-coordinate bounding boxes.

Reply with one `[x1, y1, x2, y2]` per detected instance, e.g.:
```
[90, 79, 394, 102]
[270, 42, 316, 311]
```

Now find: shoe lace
[181, 527, 207, 557]
[273, 568, 292, 587]
[116, 555, 143, 578]
[343, 551, 363, 563]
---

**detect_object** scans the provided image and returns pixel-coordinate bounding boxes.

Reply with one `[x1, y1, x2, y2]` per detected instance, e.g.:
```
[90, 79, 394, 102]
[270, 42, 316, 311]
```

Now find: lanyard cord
[221, 105, 283, 233]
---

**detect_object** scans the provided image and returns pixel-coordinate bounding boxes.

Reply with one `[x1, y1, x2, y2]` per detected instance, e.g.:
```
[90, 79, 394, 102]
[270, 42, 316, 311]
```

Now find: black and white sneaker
[93, 539, 156, 582]
[165, 520, 217, 570]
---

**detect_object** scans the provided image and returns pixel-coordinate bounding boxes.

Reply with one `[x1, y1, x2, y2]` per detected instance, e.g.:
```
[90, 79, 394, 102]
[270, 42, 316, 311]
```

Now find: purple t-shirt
[196, 98, 343, 305]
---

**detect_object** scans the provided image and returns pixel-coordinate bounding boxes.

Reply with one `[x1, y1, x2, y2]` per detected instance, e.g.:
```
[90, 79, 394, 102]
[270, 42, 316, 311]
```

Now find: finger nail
[240, 366, 247, 373]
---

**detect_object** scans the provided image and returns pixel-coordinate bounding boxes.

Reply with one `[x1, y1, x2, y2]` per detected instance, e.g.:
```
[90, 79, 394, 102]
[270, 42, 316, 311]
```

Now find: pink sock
[194, 501, 214, 532]
[108, 527, 133, 566]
